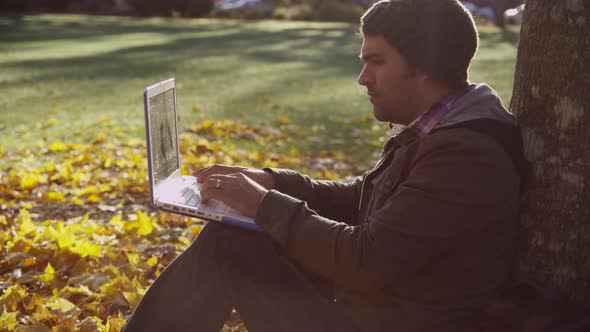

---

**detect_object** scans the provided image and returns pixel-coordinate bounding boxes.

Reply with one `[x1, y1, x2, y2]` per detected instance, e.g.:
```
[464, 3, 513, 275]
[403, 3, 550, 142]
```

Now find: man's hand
[192, 165, 275, 190]
[199, 173, 268, 218]
[192, 165, 276, 218]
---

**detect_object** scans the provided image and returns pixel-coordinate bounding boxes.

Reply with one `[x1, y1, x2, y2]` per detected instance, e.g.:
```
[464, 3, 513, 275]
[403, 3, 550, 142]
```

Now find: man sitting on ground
[122, 0, 525, 331]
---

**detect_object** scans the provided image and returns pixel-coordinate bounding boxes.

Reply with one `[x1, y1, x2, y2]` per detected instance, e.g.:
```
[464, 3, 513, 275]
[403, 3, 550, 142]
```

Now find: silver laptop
[143, 78, 261, 231]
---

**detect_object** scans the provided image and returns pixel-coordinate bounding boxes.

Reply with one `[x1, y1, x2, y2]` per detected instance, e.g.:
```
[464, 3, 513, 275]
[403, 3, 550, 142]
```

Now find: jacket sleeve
[255, 132, 520, 292]
[263, 167, 364, 225]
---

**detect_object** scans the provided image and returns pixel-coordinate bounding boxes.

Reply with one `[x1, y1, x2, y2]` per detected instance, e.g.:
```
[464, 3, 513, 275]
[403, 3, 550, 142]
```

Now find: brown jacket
[256, 85, 522, 331]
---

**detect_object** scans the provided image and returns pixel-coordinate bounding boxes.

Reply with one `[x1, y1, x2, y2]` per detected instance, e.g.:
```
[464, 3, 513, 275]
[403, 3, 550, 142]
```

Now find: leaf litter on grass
[0, 116, 381, 331]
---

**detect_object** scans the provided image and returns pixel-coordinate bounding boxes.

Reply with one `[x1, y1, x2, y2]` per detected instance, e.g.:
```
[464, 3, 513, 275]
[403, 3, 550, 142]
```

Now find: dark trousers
[121, 222, 360, 332]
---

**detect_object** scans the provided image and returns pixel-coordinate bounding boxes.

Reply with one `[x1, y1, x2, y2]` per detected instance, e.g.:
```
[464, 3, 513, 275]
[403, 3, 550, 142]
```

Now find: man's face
[358, 35, 424, 125]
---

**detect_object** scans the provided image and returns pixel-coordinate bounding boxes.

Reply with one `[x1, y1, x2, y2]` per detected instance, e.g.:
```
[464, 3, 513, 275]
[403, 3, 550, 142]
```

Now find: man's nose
[357, 65, 371, 86]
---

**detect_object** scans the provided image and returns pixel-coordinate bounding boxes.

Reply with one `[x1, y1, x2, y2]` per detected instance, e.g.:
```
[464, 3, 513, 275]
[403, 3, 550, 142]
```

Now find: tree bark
[510, 0, 590, 302]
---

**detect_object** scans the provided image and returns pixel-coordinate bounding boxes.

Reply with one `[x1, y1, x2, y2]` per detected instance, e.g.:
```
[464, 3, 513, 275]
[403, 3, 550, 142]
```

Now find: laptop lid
[144, 78, 181, 206]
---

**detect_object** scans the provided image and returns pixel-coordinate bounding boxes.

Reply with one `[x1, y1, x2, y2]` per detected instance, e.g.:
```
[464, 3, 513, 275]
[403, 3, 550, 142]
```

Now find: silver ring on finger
[215, 179, 221, 190]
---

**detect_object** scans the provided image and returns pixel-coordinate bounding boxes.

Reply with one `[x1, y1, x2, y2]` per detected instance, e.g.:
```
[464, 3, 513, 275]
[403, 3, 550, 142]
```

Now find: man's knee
[175, 221, 228, 269]
[195, 220, 227, 240]
[197, 222, 277, 267]
[189, 221, 235, 252]
[193, 222, 269, 258]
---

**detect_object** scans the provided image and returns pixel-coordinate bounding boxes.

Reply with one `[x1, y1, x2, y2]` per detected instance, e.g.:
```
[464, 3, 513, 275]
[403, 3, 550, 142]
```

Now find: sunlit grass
[0, 14, 518, 165]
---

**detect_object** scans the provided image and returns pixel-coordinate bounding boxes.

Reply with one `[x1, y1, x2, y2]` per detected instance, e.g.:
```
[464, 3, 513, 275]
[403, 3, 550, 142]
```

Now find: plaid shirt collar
[393, 84, 475, 139]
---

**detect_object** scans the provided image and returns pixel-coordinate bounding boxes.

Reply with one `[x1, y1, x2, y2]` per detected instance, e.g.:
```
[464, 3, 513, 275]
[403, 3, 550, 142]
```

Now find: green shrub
[272, 6, 290, 20]
[278, 2, 364, 22]
[209, 8, 273, 20]
[314, 2, 364, 23]
[266, 0, 291, 7]
[127, 0, 214, 17]
[209, 8, 242, 19]
[242, 9, 273, 20]
[282, 3, 314, 21]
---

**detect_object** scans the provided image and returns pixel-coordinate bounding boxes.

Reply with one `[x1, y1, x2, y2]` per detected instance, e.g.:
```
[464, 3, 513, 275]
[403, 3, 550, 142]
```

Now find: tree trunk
[510, 0, 590, 302]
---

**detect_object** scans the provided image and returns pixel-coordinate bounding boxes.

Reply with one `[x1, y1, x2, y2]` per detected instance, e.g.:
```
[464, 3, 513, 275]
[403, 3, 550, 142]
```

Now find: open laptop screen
[148, 88, 179, 187]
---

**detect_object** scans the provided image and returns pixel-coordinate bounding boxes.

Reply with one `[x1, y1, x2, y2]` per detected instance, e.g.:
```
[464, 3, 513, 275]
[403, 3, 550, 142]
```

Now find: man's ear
[415, 68, 431, 84]
[420, 70, 453, 91]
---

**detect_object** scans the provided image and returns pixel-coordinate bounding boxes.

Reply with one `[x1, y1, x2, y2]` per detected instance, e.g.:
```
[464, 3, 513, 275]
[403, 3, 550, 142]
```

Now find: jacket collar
[386, 84, 475, 148]
[382, 126, 420, 151]
[392, 127, 420, 146]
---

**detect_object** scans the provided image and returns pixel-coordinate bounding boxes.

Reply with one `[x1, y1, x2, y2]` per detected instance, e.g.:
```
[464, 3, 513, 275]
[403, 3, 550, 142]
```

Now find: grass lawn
[0, 15, 518, 167]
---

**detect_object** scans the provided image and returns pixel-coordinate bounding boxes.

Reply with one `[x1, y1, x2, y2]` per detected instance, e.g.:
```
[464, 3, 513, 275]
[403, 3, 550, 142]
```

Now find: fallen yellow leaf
[0, 309, 18, 330]
[46, 118, 59, 127]
[46, 191, 66, 203]
[276, 116, 292, 125]
[17, 209, 36, 236]
[39, 263, 55, 284]
[45, 297, 76, 312]
[48, 140, 68, 152]
[126, 253, 140, 266]
[146, 256, 158, 267]
[87, 194, 101, 203]
[20, 172, 41, 190]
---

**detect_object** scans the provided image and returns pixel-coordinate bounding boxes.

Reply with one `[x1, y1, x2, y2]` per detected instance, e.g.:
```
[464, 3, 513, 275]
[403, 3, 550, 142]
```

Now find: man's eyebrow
[359, 52, 383, 62]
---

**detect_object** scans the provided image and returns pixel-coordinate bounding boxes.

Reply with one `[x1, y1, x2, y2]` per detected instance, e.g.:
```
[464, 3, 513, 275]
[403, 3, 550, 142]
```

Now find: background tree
[511, 0, 590, 302]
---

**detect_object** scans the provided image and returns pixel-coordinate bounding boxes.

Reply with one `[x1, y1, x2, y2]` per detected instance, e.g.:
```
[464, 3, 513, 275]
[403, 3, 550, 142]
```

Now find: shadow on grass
[0, 15, 242, 43]
[0, 17, 360, 113]
[0, 15, 362, 100]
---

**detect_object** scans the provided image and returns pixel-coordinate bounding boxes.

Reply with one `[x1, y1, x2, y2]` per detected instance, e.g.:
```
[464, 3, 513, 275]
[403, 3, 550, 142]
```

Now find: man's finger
[193, 165, 224, 183]
[192, 166, 213, 182]
[200, 184, 232, 205]
[192, 164, 236, 183]
[207, 177, 224, 191]
[204, 174, 237, 191]
[200, 185, 223, 202]
[200, 187, 214, 202]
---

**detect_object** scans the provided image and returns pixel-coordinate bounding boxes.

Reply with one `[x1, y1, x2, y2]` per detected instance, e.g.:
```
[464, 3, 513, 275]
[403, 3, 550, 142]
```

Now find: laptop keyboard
[172, 184, 230, 214]
[178, 186, 201, 206]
